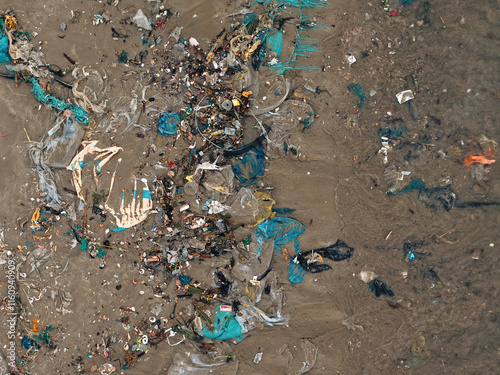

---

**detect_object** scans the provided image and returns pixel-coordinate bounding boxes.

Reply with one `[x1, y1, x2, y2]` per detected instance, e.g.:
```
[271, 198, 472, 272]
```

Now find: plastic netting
[30, 78, 90, 124]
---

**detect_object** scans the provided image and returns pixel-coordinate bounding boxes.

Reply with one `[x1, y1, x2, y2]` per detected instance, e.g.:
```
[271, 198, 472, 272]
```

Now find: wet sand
[1, 0, 499, 374]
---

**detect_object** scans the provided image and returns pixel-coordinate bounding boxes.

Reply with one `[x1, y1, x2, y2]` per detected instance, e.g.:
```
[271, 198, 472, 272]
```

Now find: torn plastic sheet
[105, 170, 154, 231]
[296, 239, 354, 273]
[234, 296, 289, 334]
[198, 297, 289, 342]
[43, 116, 85, 169]
[66, 141, 123, 201]
[27, 147, 63, 211]
[200, 305, 243, 341]
[232, 146, 266, 186]
[254, 217, 305, 257]
[168, 348, 239, 375]
[71, 67, 107, 116]
[27, 116, 85, 212]
[227, 188, 275, 226]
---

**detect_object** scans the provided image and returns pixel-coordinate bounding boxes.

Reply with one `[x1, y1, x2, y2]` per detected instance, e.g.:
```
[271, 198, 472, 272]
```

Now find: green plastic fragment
[80, 236, 88, 251]
[388, 178, 426, 196]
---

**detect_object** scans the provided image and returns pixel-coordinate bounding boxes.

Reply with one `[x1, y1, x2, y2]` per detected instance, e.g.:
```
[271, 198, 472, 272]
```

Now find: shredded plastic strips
[66, 141, 123, 201]
[105, 173, 154, 232]
[71, 67, 107, 116]
[27, 147, 64, 212]
[270, 29, 321, 74]
[43, 116, 84, 168]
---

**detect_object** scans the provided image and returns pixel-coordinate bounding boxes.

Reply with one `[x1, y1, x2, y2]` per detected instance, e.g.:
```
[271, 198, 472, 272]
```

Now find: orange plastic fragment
[282, 248, 290, 261]
[464, 146, 496, 166]
[31, 318, 40, 332]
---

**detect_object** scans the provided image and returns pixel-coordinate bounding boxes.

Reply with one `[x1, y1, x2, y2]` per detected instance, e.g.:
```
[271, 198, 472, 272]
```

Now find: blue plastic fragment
[287, 258, 306, 283]
[388, 178, 426, 196]
[266, 29, 283, 58]
[142, 189, 152, 200]
[22, 336, 39, 350]
[378, 127, 408, 140]
[179, 275, 192, 285]
[0, 33, 10, 64]
[110, 226, 127, 232]
[158, 112, 181, 136]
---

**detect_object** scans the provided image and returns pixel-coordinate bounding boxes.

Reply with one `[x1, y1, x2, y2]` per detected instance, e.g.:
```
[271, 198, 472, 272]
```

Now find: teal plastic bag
[200, 305, 243, 341]
[347, 84, 366, 109]
[0, 33, 10, 64]
[254, 217, 305, 256]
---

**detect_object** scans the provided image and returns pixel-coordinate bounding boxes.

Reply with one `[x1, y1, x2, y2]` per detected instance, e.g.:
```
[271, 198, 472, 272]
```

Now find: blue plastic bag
[232, 146, 266, 186]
